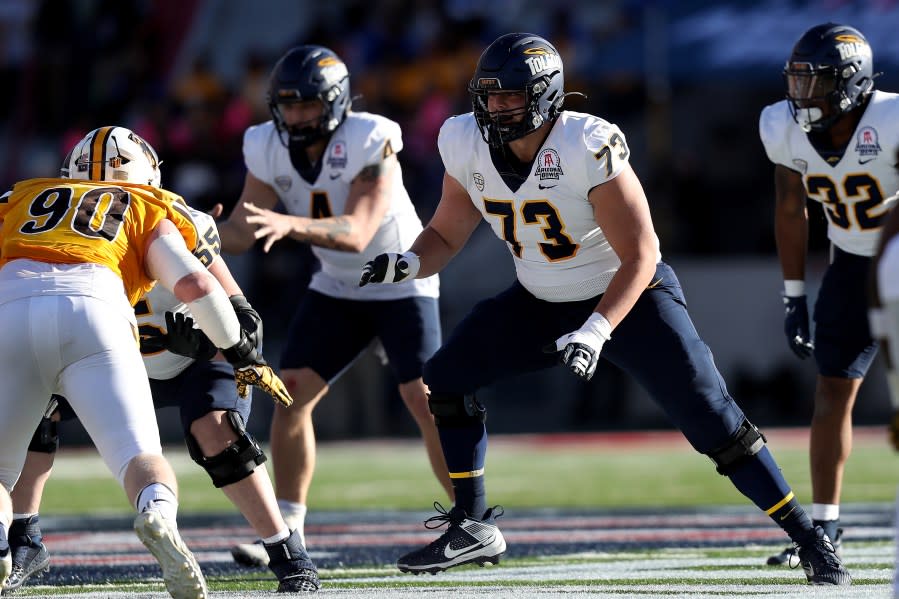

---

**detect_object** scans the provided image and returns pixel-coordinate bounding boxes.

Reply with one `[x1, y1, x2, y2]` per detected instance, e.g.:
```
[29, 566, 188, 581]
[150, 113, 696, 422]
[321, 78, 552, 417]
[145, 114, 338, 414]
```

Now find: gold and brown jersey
[0, 178, 199, 305]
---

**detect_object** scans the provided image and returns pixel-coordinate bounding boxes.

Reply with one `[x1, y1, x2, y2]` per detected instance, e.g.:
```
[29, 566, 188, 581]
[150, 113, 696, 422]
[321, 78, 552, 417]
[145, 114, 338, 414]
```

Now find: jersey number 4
[806, 173, 889, 231]
[483, 199, 578, 261]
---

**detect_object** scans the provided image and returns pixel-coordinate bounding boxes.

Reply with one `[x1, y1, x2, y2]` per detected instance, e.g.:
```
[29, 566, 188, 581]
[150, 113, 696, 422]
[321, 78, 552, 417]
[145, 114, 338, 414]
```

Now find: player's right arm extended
[359, 172, 481, 286]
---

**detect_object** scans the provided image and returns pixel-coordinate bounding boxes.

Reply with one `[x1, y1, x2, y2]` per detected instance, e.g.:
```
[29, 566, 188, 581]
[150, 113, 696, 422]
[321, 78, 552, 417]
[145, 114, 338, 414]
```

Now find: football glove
[359, 252, 420, 287]
[783, 295, 814, 359]
[544, 313, 612, 382]
[234, 364, 293, 407]
[230, 294, 262, 351]
[141, 311, 218, 361]
[890, 410, 899, 452]
[221, 334, 294, 407]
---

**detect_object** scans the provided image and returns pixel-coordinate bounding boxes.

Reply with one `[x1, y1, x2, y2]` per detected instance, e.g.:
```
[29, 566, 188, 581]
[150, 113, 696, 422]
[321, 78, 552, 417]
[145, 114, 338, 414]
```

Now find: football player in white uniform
[361, 32, 849, 585]
[759, 23, 899, 566]
[6, 208, 319, 593]
[869, 193, 899, 599]
[215, 45, 450, 565]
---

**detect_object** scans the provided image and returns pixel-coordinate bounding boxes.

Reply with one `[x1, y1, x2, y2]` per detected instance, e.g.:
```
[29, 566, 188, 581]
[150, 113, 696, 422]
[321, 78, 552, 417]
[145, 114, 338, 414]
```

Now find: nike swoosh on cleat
[443, 535, 495, 559]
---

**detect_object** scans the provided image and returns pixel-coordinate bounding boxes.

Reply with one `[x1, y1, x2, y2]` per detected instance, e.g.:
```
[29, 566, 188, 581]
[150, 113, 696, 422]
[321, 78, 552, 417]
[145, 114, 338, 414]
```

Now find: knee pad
[428, 392, 486, 428]
[707, 419, 766, 475]
[185, 411, 267, 488]
[28, 417, 59, 454]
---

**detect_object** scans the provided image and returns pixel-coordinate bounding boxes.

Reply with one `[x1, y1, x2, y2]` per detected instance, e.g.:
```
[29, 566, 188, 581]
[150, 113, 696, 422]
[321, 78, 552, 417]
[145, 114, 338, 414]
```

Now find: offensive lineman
[7, 206, 318, 593]
[759, 22, 899, 566]
[215, 45, 450, 566]
[360, 32, 850, 585]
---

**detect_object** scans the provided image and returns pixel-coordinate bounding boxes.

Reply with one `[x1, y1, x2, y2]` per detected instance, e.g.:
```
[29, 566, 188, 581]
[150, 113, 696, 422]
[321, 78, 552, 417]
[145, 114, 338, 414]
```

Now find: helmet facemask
[785, 63, 847, 132]
[783, 24, 875, 133]
[267, 47, 351, 149]
[470, 74, 560, 146]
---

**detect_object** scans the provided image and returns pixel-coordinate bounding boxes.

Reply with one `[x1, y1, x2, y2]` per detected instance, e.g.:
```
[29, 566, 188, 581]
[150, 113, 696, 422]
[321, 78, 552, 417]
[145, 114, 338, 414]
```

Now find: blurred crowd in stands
[3, 0, 898, 437]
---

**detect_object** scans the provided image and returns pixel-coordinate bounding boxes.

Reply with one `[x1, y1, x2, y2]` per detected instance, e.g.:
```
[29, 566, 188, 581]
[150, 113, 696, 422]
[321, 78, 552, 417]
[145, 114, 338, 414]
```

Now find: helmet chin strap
[795, 106, 824, 132]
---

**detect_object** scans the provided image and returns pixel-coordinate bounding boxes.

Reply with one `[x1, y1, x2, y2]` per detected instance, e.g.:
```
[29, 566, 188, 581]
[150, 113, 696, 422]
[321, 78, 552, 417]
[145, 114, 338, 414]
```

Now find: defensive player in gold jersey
[0, 126, 289, 599]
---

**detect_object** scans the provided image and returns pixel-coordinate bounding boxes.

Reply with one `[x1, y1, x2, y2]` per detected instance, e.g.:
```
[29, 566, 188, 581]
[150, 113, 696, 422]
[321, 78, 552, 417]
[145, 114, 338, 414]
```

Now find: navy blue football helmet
[268, 45, 351, 147]
[783, 23, 874, 132]
[469, 33, 565, 146]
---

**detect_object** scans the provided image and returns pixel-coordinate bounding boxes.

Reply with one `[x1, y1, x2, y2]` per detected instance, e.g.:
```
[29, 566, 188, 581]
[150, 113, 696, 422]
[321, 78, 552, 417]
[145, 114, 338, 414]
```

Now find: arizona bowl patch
[535, 149, 563, 181]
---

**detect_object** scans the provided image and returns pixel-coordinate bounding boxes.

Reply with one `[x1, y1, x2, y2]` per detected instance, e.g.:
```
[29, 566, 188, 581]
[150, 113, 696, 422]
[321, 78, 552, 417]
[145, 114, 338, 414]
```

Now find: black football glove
[140, 311, 217, 361]
[783, 295, 814, 359]
[359, 252, 420, 287]
[221, 323, 293, 408]
[230, 294, 262, 351]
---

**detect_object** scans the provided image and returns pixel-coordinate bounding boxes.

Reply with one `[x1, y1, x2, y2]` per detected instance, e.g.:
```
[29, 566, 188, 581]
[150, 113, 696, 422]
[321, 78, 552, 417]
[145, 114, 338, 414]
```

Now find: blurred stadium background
[2, 0, 898, 445]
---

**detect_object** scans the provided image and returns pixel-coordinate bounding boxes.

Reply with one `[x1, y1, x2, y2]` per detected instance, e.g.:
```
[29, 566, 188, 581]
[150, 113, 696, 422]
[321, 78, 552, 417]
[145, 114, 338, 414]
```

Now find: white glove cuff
[398, 252, 421, 280]
[581, 312, 613, 342]
[784, 280, 805, 297]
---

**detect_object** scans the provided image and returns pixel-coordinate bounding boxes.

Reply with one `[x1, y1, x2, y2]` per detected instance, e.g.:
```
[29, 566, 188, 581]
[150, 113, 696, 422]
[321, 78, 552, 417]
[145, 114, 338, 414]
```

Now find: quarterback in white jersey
[218, 45, 450, 567]
[759, 23, 899, 566]
[362, 32, 849, 585]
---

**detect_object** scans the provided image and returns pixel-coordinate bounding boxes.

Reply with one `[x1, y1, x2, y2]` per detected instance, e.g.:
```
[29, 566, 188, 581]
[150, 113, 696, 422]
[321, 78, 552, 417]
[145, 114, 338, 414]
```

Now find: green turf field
[40, 427, 896, 514]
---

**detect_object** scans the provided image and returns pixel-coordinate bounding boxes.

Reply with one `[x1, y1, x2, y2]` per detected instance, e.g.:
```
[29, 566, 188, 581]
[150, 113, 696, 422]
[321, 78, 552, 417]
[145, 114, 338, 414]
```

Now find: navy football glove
[783, 295, 814, 359]
[359, 252, 420, 287]
[141, 311, 218, 361]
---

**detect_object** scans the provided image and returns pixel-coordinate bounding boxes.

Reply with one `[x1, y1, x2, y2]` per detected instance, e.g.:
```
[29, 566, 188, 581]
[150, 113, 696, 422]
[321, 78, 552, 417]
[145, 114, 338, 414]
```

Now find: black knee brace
[185, 411, 267, 488]
[707, 419, 766, 475]
[27, 417, 59, 454]
[428, 392, 487, 427]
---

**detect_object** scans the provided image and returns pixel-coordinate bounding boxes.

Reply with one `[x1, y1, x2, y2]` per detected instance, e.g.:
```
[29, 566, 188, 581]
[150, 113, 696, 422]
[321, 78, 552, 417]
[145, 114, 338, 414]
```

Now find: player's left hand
[140, 311, 218, 361]
[544, 313, 612, 381]
[890, 409, 899, 451]
[234, 364, 294, 407]
[245, 202, 293, 253]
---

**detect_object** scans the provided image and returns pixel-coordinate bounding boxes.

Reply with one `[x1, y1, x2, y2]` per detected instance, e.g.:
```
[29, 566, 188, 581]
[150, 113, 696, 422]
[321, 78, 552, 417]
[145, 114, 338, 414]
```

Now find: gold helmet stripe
[89, 126, 114, 181]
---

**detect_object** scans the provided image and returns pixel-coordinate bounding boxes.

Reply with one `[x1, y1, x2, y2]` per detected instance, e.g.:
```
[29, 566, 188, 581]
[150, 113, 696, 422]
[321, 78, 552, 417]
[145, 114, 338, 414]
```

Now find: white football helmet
[60, 126, 161, 187]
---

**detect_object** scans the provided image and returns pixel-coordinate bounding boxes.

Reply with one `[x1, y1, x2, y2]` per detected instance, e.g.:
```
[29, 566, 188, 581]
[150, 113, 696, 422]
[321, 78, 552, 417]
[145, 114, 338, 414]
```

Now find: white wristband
[582, 312, 612, 341]
[784, 280, 805, 297]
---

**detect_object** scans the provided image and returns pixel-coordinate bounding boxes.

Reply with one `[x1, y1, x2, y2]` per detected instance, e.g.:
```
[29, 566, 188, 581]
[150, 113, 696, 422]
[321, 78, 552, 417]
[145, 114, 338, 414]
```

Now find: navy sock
[813, 518, 840, 542]
[724, 447, 814, 543]
[10, 514, 42, 545]
[437, 421, 488, 520]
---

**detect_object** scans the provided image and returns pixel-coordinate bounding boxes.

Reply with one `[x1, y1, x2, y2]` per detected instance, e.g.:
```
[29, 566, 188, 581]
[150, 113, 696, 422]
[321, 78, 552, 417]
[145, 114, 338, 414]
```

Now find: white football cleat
[134, 510, 207, 599]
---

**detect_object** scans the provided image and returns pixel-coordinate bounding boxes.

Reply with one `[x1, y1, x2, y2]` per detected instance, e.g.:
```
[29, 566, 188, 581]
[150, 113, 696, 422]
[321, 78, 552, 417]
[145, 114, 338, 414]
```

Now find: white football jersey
[759, 90, 899, 256]
[439, 111, 660, 302]
[138, 209, 221, 380]
[243, 112, 438, 300]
